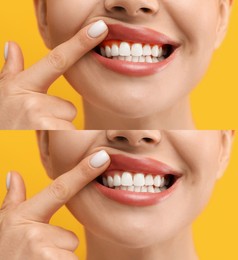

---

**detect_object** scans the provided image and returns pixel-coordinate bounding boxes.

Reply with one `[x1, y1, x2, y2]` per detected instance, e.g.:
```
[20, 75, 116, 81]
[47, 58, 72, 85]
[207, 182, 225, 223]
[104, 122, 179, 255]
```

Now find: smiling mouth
[97, 171, 177, 193]
[95, 41, 174, 64]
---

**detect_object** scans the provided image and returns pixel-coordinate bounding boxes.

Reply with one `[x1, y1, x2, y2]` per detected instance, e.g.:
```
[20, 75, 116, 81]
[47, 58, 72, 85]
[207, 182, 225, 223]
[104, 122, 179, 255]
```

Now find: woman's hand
[0, 21, 108, 129]
[0, 150, 110, 260]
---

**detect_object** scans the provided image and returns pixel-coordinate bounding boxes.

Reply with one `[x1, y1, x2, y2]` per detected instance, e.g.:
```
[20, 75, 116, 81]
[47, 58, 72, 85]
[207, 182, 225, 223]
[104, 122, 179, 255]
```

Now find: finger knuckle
[65, 101, 77, 120]
[37, 118, 56, 130]
[40, 248, 56, 260]
[48, 48, 67, 72]
[68, 231, 80, 249]
[25, 226, 44, 243]
[22, 96, 40, 113]
[48, 179, 70, 202]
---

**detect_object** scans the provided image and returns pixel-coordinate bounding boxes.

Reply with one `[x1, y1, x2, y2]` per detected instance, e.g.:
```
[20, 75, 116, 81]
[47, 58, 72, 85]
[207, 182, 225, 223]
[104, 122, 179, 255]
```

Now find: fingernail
[6, 172, 11, 190]
[87, 20, 108, 38]
[4, 42, 9, 60]
[90, 150, 110, 168]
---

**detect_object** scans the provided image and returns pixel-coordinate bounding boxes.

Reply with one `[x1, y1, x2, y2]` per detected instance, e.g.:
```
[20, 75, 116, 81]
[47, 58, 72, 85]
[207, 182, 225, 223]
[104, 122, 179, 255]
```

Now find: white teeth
[105, 46, 112, 58]
[118, 56, 125, 61]
[145, 174, 154, 186]
[141, 186, 148, 192]
[133, 173, 145, 187]
[143, 44, 152, 56]
[154, 176, 162, 187]
[152, 57, 159, 63]
[145, 56, 153, 63]
[103, 177, 108, 187]
[151, 45, 159, 57]
[102, 172, 172, 193]
[125, 56, 132, 62]
[107, 176, 114, 187]
[111, 44, 119, 56]
[100, 41, 167, 63]
[160, 176, 165, 187]
[121, 172, 133, 186]
[155, 187, 162, 193]
[132, 56, 139, 62]
[119, 42, 131, 56]
[139, 56, 146, 63]
[148, 186, 155, 193]
[100, 47, 106, 57]
[113, 174, 121, 186]
[128, 186, 135, 192]
[131, 43, 143, 57]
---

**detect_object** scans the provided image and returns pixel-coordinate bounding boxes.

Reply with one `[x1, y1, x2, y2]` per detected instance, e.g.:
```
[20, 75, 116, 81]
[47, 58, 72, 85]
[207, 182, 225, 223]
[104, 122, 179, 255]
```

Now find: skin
[0, 130, 233, 259]
[0, 151, 111, 259]
[0, 0, 232, 130]
[35, 0, 231, 129]
[0, 22, 108, 129]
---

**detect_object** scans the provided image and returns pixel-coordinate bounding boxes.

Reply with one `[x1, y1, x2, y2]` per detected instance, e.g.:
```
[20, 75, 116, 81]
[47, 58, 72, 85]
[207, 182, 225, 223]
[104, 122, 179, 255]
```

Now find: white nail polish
[87, 20, 108, 38]
[4, 42, 9, 60]
[90, 150, 110, 168]
[6, 172, 11, 190]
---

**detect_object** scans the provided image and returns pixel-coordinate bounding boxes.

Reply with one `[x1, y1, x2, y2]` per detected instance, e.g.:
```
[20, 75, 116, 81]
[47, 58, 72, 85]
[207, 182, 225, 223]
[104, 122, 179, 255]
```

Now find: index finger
[20, 20, 108, 93]
[21, 150, 110, 222]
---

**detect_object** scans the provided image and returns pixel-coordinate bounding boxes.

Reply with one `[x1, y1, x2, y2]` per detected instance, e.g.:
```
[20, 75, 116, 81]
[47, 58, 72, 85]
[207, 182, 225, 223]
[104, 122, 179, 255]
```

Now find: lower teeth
[110, 56, 165, 63]
[109, 185, 168, 193]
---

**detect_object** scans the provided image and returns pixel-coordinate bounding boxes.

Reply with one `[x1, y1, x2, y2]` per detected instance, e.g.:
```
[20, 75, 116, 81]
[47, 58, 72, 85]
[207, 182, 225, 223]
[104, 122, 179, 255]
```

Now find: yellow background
[0, 1, 238, 129]
[0, 131, 237, 259]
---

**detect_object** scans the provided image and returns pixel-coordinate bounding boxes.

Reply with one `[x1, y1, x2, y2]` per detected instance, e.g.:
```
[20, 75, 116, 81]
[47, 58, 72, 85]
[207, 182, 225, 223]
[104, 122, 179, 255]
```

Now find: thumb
[1, 171, 26, 210]
[1, 41, 24, 74]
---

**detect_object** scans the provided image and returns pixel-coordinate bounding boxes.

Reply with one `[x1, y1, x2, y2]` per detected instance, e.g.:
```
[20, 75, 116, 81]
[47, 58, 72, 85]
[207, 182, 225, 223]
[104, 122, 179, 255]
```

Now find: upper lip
[101, 23, 180, 46]
[105, 154, 182, 177]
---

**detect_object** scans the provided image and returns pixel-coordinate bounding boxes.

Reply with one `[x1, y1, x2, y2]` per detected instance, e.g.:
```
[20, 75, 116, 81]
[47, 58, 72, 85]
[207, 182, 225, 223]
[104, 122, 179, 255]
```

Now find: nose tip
[106, 130, 161, 147]
[105, 0, 159, 17]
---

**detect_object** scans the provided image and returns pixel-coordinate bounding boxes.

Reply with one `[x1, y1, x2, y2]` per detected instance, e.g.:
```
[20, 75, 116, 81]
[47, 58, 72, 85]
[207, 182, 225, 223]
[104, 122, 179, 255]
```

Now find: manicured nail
[6, 172, 11, 190]
[90, 150, 110, 168]
[4, 42, 9, 60]
[87, 20, 108, 38]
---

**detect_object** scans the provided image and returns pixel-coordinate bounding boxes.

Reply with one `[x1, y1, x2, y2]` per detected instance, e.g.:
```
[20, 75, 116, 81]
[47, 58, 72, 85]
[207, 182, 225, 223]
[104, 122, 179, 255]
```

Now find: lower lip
[91, 49, 178, 77]
[94, 178, 180, 207]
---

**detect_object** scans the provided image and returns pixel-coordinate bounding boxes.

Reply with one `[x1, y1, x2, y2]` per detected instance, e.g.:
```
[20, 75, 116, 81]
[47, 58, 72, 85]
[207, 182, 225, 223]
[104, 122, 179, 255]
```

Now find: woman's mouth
[92, 24, 179, 77]
[94, 154, 182, 206]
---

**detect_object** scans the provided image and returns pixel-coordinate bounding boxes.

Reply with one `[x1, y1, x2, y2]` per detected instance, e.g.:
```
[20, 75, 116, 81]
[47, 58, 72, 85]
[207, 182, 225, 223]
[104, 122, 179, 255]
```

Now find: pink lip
[94, 154, 182, 206]
[91, 24, 179, 77]
[104, 24, 179, 45]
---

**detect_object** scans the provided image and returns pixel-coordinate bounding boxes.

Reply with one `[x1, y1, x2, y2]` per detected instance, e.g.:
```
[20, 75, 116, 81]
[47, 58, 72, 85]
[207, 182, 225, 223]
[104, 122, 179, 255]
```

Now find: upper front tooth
[114, 174, 121, 186]
[131, 43, 143, 57]
[119, 42, 131, 56]
[145, 175, 154, 186]
[121, 172, 133, 186]
[143, 44, 152, 56]
[134, 173, 145, 186]
[111, 44, 119, 56]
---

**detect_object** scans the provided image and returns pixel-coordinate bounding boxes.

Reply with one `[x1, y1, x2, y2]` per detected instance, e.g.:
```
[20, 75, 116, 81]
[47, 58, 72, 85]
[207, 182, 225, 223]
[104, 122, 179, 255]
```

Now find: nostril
[115, 136, 128, 142]
[141, 8, 153, 14]
[113, 6, 126, 12]
[143, 138, 155, 144]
